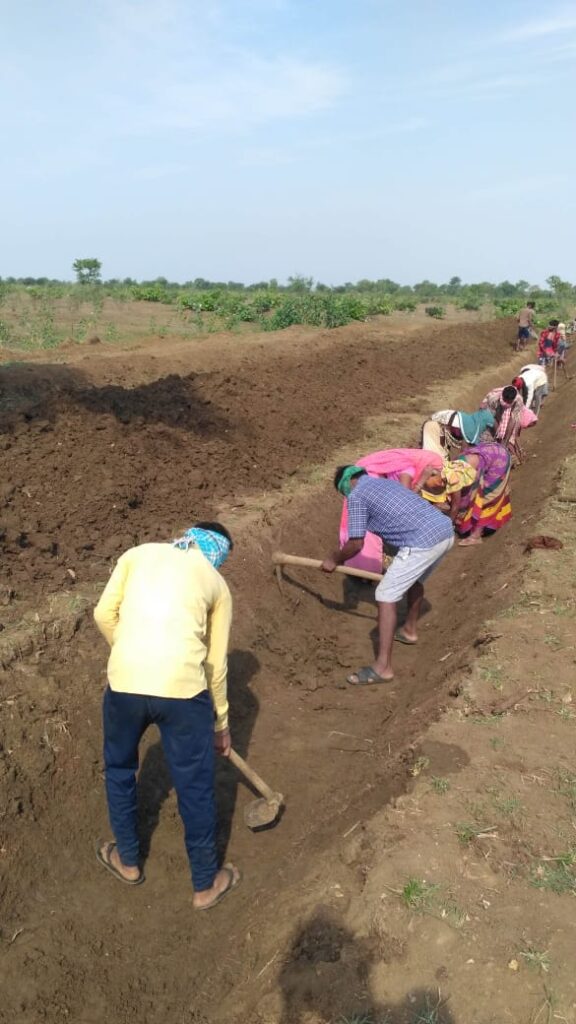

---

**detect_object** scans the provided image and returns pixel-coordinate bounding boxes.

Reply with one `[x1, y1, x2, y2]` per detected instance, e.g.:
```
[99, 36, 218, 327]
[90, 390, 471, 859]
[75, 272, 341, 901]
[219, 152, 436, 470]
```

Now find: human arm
[204, 585, 233, 739]
[510, 436, 525, 464]
[322, 490, 367, 571]
[412, 465, 441, 493]
[449, 490, 462, 523]
[321, 537, 363, 572]
[93, 553, 131, 646]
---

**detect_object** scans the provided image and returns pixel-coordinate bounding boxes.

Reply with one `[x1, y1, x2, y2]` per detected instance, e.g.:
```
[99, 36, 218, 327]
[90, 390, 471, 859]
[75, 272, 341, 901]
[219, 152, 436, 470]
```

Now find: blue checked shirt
[347, 476, 454, 549]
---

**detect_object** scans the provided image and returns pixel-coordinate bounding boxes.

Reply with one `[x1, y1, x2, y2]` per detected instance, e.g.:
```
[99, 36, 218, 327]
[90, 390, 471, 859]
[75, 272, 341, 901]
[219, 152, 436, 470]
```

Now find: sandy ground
[0, 314, 573, 1023]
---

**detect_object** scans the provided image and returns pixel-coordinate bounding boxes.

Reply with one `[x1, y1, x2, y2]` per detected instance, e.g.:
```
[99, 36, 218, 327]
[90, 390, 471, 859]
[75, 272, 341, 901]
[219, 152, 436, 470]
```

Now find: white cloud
[93, 0, 346, 133]
[117, 56, 346, 133]
[500, 9, 576, 41]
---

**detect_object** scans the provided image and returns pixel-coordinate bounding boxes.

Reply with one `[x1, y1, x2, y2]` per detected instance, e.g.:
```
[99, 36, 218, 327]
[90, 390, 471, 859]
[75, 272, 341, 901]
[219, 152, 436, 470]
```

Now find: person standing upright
[516, 301, 536, 352]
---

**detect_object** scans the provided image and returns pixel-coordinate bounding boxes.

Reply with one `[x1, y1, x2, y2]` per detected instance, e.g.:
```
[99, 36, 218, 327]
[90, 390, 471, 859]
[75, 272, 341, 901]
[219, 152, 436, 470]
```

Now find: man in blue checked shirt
[321, 466, 454, 685]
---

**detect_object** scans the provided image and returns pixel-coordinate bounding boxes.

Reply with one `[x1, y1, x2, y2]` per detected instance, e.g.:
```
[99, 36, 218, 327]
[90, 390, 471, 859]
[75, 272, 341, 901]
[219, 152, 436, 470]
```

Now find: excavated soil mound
[0, 320, 508, 600]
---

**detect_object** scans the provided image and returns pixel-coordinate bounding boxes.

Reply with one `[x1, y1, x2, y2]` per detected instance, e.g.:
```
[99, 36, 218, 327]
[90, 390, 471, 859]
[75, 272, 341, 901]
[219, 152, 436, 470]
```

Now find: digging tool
[228, 748, 284, 830]
[272, 550, 383, 582]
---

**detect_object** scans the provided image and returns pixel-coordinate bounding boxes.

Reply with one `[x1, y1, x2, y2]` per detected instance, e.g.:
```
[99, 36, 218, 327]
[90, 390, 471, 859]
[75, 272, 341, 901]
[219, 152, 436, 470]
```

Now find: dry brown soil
[0, 314, 573, 1023]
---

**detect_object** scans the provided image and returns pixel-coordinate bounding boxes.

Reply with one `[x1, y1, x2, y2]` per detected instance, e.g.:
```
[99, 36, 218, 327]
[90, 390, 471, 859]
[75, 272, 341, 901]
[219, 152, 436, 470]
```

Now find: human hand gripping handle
[322, 537, 364, 572]
[214, 728, 231, 757]
[321, 555, 338, 573]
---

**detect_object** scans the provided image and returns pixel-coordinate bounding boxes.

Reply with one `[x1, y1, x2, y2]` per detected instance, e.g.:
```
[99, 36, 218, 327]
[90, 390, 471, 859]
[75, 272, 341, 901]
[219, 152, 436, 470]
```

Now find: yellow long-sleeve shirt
[93, 543, 232, 731]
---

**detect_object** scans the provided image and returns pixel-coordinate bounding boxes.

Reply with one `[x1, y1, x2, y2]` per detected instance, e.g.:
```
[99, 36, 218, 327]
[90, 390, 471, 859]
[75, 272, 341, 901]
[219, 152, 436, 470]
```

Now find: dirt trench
[0, 319, 569, 1023]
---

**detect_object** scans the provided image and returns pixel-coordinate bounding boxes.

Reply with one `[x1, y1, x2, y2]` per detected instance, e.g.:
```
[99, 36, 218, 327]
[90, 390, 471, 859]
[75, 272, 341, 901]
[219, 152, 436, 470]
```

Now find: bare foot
[394, 629, 417, 645]
[193, 864, 241, 911]
[458, 536, 482, 547]
[97, 841, 143, 884]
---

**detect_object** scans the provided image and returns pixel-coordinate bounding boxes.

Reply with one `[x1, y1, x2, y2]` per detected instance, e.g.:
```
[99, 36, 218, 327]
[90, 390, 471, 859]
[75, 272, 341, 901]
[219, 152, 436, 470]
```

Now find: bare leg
[400, 581, 424, 641]
[373, 601, 397, 680]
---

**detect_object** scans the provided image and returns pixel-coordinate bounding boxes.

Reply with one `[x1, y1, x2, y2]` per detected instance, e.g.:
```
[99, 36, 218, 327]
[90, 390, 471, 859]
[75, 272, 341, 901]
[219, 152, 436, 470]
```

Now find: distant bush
[494, 299, 522, 318]
[394, 298, 417, 312]
[425, 306, 445, 319]
[460, 300, 481, 311]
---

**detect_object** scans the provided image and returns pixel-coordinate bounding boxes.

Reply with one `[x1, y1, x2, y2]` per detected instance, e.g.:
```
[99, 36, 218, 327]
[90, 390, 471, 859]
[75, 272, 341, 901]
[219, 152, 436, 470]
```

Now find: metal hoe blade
[243, 792, 284, 830]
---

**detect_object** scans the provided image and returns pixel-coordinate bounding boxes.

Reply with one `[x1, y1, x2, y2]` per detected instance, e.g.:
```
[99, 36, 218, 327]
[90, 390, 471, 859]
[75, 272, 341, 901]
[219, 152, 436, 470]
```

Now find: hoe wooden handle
[229, 748, 277, 802]
[272, 551, 383, 582]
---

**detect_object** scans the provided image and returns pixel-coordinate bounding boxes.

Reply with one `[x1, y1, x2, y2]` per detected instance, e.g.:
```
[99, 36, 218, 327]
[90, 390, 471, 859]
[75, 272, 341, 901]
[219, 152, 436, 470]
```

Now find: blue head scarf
[172, 527, 231, 569]
[458, 409, 495, 444]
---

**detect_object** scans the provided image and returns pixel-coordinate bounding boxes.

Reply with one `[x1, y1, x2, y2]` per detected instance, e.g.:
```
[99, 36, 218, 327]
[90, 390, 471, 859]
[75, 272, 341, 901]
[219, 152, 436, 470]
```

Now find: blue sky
[1, 0, 575, 285]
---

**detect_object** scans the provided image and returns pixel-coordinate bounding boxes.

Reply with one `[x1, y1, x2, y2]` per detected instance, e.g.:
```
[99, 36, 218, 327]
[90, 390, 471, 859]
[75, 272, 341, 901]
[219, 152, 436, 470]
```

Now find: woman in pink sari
[339, 449, 444, 573]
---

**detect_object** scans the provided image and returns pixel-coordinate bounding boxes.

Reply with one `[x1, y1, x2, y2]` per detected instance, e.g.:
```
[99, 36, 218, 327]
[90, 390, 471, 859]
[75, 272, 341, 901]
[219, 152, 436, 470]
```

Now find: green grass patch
[431, 776, 450, 795]
[401, 878, 440, 911]
[532, 850, 576, 894]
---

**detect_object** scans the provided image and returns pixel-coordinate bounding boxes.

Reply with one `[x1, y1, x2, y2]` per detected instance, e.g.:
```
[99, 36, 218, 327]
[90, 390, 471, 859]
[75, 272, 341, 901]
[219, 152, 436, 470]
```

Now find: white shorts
[375, 535, 454, 603]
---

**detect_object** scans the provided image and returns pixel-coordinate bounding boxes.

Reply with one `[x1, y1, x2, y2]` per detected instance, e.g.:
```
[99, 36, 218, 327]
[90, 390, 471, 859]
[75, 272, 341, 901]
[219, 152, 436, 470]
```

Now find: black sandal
[96, 841, 145, 886]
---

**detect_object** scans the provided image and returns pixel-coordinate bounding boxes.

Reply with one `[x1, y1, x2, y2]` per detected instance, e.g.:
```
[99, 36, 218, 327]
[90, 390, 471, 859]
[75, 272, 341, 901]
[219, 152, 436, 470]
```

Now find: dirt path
[0, 320, 568, 1023]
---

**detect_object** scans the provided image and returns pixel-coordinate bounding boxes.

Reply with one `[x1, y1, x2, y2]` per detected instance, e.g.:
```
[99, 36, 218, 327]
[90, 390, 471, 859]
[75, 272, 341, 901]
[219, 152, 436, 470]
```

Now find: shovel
[228, 748, 284, 830]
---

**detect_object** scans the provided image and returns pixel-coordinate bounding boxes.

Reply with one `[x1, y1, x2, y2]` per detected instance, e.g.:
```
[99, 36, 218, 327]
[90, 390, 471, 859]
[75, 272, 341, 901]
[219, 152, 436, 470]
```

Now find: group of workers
[90, 328, 562, 912]
[320, 348, 558, 686]
[515, 300, 569, 366]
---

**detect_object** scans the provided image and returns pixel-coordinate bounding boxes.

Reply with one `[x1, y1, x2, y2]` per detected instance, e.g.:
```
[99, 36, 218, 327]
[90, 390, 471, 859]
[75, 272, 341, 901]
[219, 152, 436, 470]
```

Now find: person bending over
[322, 467, 454, 686]
[94, 521, 240, 911]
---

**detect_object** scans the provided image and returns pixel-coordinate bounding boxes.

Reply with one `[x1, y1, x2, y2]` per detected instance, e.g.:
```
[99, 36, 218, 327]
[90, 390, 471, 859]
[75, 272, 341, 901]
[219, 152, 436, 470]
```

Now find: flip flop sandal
[96, 841, 145, 886]
[195, 864, 241, 912]
[394, 632, 417, 645]
[347, 666, 393, 686]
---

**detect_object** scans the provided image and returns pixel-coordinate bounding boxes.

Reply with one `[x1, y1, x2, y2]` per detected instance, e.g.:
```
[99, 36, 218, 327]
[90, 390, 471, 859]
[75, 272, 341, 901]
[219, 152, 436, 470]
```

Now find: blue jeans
[102, 687, 218, 891]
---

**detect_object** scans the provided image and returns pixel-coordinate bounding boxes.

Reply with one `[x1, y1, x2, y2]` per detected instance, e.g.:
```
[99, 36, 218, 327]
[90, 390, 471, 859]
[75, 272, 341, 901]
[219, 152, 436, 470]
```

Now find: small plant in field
[532, 850, 576, 894]
[544, 633, 563, 650]
[439, 897, 467, 929]
[455, 822, 496, 844]
[431, 776, 450, 794]
[337, 1015, 390, 1024]
[480, 665, 504, 691]
[492, 792, 524, 818]
[425, 305, 445, 319]
[401, 878, 440, 911]
[410, 755, 430, 777]
[411, 994, 445, 1023]
[105, 322, 120, 342]
[490, 736, 505, 750]
[554, 768, 576, 810]
[519, 946, 551, 972]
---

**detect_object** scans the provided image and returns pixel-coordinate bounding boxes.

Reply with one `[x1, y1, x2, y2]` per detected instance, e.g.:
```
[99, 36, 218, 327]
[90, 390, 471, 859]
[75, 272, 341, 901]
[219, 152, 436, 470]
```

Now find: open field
[0, 281, 573, 352]
[0, 314, 575, 1023]
[0, 291, 493, 351]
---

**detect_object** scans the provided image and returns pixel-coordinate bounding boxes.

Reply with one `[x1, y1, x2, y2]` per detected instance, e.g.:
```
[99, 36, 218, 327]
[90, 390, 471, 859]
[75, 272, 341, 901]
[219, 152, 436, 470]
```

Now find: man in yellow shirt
[94, 521, 240, 911]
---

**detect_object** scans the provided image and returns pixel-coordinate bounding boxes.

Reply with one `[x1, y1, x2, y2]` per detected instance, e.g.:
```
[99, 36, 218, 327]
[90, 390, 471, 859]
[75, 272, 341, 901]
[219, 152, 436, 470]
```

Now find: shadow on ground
[278, 907, 457, 1024]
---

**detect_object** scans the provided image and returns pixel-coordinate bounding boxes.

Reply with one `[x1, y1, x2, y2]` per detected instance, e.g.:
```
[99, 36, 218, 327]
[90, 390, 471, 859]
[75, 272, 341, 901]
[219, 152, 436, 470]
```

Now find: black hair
[193, 521, 234, 549]
[502, 385, 518, 404]
[549, 319, 560, 327]
[527, 301, 535, 308]
[513, 378, 528, 405]
[333, 465, 367, 491]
